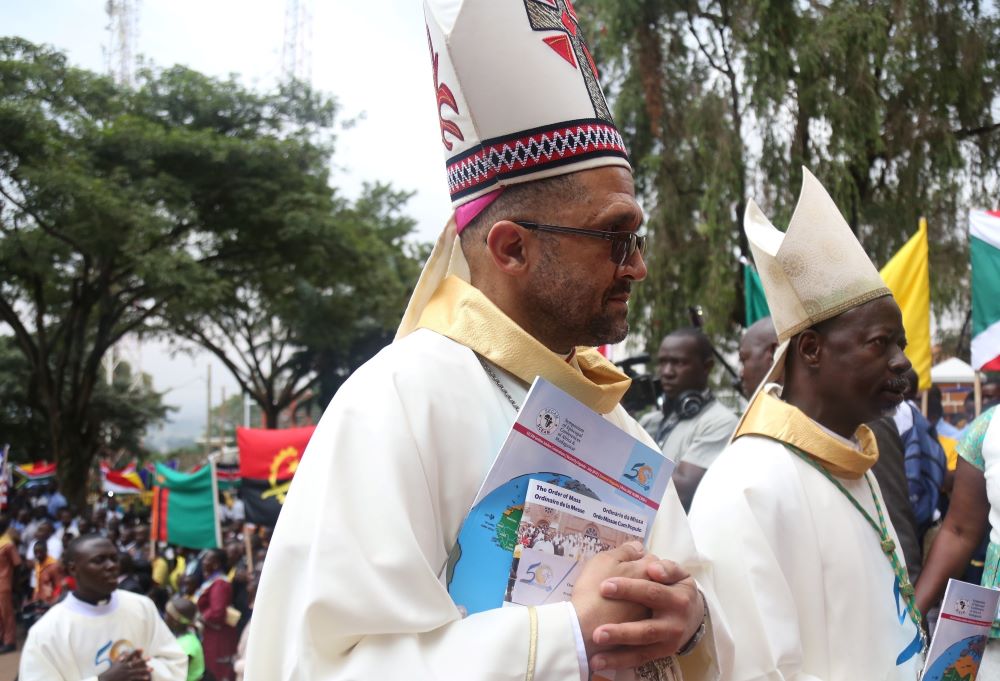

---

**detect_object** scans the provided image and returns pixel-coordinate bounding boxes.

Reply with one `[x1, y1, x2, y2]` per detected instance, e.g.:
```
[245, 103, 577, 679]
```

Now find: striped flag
[971, 209, 1000, 371]
[216, 462, 241, 490]
[100, 462, 145, 495]
[151, 462, 221, 549]
[13, 462, 56, 488]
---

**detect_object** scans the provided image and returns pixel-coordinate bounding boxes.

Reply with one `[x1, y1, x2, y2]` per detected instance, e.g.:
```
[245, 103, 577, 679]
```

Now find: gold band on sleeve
[525, 606, 538, 681]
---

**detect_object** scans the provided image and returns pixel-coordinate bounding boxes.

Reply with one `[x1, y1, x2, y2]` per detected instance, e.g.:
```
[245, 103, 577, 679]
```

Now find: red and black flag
[237, 426, 315, 527]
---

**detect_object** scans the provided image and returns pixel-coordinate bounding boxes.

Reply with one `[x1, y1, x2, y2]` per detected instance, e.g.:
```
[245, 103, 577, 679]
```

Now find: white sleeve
[689, 454, 824, 681]
[242, 370, 583, 681]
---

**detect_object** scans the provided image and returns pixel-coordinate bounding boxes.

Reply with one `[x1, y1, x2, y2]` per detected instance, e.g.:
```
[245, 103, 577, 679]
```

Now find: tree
[0, 334, 45, 457]
[585, 1, 1000, 346]
[159, 151, 425, 426]
[291, 182, 427, 412]
[0, 336, 170, 464]
[0, 38, 352, 501]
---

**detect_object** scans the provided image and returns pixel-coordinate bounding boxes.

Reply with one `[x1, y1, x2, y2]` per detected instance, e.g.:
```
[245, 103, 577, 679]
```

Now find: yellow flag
[879, 218, 932, 390]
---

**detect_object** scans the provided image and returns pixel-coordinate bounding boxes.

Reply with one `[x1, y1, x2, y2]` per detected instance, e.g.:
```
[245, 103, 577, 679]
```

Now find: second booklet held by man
[922, 578, 1000, 681]
[445, 377, 675, 616]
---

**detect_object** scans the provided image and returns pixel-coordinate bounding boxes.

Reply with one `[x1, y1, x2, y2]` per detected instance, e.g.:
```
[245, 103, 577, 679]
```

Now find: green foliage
[90, 360, 173, 462]
[0, 336, 169, 463]
[0, 38, 423, 499]
[584, 1, 1000, 349]
[0, 334, 44, 456]
[290, 182, 426, 410]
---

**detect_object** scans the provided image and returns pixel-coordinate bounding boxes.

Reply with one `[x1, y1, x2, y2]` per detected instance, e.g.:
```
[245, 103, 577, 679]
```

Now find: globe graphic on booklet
[922, 635, 987, 681]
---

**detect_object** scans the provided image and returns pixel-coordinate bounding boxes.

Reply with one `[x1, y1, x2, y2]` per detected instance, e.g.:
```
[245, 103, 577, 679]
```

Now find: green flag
[744, 263, 771, 326]
[151, 462, 221, 549]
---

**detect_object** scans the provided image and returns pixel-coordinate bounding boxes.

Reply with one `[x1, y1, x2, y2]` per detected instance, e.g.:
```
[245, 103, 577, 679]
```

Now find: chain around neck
[477, 355, 520, 412]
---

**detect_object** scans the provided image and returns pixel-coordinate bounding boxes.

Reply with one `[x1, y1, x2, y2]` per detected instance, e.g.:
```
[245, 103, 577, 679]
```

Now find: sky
[5, 0, 451, 447]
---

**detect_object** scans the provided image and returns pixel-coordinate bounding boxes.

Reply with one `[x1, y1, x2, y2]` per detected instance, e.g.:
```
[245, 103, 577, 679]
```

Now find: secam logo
[624, 463, 655, 491]
[621, 441, 664, 495]
[519, 561, 554, 591]
[536, 408, 560, 435]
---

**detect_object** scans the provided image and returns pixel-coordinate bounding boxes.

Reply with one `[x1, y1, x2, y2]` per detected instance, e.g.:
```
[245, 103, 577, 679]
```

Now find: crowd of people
[0, 482, 269, 680]
[6, 2, 1000, 680]
[517, 524, 617, 561]
[237, 2, 1000, 678]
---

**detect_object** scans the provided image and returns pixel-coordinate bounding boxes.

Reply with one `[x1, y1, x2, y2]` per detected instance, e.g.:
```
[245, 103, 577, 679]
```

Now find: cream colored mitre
[736, 168, 893, 412]
[746, 167, 891, 344]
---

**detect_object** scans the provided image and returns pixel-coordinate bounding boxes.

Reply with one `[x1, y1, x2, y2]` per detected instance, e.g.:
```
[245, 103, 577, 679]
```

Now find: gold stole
[736, 390, 879, 479]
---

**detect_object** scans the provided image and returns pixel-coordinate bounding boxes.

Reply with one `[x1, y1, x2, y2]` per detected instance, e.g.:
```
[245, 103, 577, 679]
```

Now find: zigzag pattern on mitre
[446, 120, 628, 201]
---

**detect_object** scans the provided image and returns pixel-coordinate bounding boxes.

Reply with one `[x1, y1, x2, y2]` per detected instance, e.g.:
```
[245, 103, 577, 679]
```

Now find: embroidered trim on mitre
[780, 287, 892, 342]
[446, 119, 629, 203]
[424, 0, 632, 209]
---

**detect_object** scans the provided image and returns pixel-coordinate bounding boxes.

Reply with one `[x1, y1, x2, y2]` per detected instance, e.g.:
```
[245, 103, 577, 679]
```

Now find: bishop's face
[520, 166, 647, 350]
[813, 296, 911, 428]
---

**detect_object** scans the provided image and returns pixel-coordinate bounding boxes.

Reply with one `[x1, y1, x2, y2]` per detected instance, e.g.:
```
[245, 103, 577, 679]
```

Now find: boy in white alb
[20, 535, 187, 681]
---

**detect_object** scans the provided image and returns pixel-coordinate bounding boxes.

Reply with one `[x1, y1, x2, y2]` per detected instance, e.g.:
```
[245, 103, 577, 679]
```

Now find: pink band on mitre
[455, 188, 504, 234]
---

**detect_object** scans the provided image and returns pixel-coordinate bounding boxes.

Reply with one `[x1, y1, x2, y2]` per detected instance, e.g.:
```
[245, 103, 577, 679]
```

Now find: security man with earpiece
[639, 328, 739, 512]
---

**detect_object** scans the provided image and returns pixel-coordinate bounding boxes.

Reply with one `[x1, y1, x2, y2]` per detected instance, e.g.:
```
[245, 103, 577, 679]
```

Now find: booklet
[506, 478, 647, 607]
[922, 579, 1000, 681]
[445, 377, 674, 616]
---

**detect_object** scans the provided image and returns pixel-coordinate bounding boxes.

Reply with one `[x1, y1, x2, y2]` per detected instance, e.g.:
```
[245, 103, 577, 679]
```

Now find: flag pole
[975, 371, 983, 417]
[208, 455, 222, 549]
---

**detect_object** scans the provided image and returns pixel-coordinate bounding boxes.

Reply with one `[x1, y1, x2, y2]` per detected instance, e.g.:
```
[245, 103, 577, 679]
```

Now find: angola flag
[151, 462, 221, 549]
[971, 209, 1000, 371]
[237, 426, 315, 527]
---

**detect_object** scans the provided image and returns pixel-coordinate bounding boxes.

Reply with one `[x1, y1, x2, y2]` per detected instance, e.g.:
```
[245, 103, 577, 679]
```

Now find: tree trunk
[262, 405, 280, 429]
[54, 425, 98, 509]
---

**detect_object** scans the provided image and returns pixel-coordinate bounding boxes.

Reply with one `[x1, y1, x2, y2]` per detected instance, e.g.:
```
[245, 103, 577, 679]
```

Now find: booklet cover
[506, 478, 647, 607]
[922, 579, 1000, 681]
[445, 377, 674, 616]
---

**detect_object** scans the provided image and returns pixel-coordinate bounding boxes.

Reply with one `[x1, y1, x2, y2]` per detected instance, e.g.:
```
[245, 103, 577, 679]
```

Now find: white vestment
[244, 328, 728, 680]
[19, 590, 188, 681]
[689, 435, 923, 681]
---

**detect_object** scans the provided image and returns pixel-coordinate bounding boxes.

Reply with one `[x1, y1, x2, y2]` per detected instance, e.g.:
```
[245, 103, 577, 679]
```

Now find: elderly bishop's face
[813, 296, 911, 426]
[520, 166, 647, 349]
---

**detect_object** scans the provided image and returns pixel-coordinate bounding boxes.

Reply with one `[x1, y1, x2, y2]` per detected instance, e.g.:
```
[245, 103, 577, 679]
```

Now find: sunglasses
[514, 221, 648, 267]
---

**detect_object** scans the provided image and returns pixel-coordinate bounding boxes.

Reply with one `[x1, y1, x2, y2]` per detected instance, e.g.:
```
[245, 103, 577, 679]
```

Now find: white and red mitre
[423, 0, 631, 210]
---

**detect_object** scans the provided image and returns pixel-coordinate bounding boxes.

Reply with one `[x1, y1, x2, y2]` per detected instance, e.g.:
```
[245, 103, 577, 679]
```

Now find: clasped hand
[570, 542, 704, 672]
[98, 649, 152, 681]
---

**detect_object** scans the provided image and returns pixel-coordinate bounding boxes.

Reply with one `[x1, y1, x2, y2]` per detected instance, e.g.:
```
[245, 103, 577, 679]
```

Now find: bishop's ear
[794, 329, 824, 370]
[485, 221, 529, 274]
